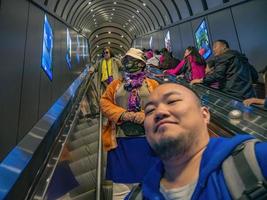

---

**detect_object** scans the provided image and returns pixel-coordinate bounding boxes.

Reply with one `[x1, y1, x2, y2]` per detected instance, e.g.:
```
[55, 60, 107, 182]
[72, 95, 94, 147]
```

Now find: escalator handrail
[96, 77, 103, 200]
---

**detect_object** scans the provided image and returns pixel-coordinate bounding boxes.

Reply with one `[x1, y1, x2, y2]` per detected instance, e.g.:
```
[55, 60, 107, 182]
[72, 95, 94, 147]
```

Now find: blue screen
[66, 28, 72, 69]
[76, 35, 80, 63]
[194, 19, 212, 59]
[41, 15, 53, 80]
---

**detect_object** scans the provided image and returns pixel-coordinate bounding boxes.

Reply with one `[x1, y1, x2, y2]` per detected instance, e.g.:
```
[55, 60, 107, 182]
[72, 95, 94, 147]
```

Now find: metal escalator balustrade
[30, 67, 112, 200]
[30, 71, 101, 199]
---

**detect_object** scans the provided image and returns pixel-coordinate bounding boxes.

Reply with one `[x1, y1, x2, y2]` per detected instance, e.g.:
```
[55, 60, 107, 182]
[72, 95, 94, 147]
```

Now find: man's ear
[201, 106, 210, 124]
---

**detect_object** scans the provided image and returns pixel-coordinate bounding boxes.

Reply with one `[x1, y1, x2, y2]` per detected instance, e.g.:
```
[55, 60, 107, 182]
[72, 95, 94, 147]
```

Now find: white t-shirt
[160, 181, 197, 200]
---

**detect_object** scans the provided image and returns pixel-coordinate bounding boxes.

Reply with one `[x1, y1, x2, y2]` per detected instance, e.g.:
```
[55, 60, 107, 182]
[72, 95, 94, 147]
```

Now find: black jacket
[160, 52, 180, 70]
[203, 50, 258, 99]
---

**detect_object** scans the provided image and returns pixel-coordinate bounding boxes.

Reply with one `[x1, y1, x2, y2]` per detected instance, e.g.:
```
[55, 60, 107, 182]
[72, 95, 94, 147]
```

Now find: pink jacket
[166, 55, 205, 81]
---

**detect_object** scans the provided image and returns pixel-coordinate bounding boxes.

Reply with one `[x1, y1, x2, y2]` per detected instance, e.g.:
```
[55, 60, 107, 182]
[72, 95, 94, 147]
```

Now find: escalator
[1, 66, 266, 200]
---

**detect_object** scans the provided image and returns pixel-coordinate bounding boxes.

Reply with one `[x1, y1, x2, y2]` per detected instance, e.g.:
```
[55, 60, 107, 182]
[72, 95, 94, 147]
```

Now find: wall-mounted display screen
[41, 15, 53, 80]
[76, 35, 80, 63]
[165, 31, 171, 52]
[66, 28, 72, 69]
[149, 36, 153, 49]
[84, 39, 88, 59]
[194, 19, 212, 59]
[82, 38, 86, 59]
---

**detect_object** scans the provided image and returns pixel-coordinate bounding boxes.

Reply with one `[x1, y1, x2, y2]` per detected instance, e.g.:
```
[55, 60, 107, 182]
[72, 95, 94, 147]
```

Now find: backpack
[222, 139, 267, 200]
[128, 139, 267, 200]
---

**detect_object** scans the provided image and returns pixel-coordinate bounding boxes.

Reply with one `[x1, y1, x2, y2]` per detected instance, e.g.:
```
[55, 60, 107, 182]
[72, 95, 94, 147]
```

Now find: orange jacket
[100, 78, 159, 151]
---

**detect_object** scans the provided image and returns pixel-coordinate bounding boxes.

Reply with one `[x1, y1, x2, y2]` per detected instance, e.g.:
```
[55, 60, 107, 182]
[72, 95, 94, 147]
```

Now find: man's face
[212, 42, 226, 56]
[103, 49, 111, 60]
[144, 83, 210, 159]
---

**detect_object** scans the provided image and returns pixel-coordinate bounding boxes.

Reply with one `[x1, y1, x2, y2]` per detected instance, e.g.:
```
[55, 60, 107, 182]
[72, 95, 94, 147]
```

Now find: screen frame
[194, 18, 212, 60]
[76, 34, 80, 63]
[41, 14, 53, 81]
[66, 28, 72, 69]
[149, 36, 153, 49]
[164, 30, 171, 52]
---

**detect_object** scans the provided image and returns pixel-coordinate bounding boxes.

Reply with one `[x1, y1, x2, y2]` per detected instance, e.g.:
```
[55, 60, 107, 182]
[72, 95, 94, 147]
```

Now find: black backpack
[128, 139, 267, 200]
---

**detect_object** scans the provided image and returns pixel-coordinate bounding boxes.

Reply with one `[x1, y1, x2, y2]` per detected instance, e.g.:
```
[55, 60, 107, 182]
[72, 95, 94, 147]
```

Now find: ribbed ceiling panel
[32, 0, 238, 59]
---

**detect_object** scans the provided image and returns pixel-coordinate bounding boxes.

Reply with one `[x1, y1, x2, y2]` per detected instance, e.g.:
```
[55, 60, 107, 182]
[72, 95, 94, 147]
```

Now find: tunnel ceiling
[34, 0, 240, 59]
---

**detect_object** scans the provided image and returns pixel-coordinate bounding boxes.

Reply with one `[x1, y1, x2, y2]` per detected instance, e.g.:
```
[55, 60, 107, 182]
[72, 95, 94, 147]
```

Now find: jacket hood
[194, 135, 253, 193]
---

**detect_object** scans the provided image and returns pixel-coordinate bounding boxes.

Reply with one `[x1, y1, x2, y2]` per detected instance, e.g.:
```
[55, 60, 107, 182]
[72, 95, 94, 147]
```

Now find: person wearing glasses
[100, 48, 159, 199]
[91, 47, 122, 92]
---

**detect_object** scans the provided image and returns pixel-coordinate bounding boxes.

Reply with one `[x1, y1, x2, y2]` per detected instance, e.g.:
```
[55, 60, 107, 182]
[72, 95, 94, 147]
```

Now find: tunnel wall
[0, 0, 89, 161]
[134, 0, 267, 74]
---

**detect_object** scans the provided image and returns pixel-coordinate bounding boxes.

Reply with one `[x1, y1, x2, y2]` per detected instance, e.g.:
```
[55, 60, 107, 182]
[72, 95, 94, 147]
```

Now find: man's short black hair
[161, 82, 202, 106]
[214, 39, 230, 48]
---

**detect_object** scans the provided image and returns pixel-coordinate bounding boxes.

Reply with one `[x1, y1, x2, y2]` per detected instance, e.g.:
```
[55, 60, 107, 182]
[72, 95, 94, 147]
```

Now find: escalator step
[75, 121, 98, 131]
[77, 118, 98, 125]
[69, 132, 98, 150]
[69, 169, 97, 196]
[70, 141, 99, 161]
[71, 189, 96, 200]
[71, 125, 98, 141]
[70, 153, 98, 176]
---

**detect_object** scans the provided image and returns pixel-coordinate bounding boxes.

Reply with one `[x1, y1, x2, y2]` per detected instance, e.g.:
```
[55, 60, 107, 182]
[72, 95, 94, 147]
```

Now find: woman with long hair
[164, 46, 206, 81]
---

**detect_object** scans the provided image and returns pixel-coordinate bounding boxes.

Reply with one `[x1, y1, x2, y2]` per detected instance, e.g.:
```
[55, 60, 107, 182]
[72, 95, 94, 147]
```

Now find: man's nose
[154, 104, 169, 122]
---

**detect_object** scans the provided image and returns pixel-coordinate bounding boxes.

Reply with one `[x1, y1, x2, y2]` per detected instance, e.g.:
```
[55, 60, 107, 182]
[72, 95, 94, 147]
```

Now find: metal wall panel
[189, 0, 204, 15]
[157, 30, 165, 50]
[0, 0, 29, 161]
[231, 0, 267, 72]
[153, 31, 164, 50]
[17, 4, 43, 141]
[174, 0, 191, 19]
[207, 9, 240, 53]
[141, 35, 150, 49]
[179, 22, 194, 51]
[206, 0, 222, 9]
[0, 1, 89, 161]
[170, 25, 183, 59]
[52, 20, 67, 103]
[133, 38, 142, 48]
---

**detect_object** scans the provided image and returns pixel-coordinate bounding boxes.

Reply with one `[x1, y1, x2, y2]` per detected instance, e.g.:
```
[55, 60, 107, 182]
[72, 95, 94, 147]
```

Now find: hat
[146, 57, 159, 67]
[122, 48, 146, 63]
